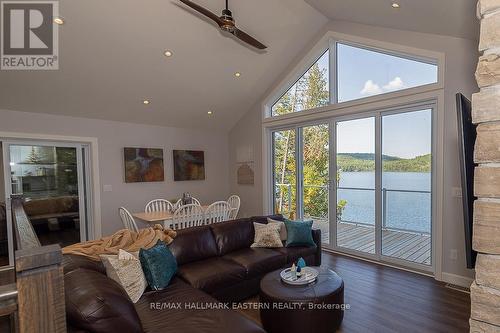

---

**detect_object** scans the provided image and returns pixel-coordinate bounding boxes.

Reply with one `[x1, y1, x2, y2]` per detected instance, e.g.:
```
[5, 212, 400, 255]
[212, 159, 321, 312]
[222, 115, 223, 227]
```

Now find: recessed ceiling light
[142, 100, 150, 105]
[164, 50, 173, 57]
[234, 72, 241, 78]
[53, 17, 64, 25]
[207, 111, 213, 115]
[391, 3, 400, 8]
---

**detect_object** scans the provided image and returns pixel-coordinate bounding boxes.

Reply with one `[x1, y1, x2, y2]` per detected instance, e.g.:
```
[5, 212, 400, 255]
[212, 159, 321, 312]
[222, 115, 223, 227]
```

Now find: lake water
[337, 172, 431, 233]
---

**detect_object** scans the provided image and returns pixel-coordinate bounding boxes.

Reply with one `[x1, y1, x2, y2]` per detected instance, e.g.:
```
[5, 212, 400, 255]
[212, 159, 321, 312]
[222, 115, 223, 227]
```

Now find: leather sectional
[63, 214, 322, 333]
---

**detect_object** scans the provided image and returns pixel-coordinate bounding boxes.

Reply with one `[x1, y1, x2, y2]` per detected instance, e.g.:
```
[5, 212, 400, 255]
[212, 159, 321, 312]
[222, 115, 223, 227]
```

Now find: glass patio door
[300, 124, 330, 243]
[330, 107, 433, 271]
[381, 110, 432, 265]
[3, 141, 91, 264]
[270, 105, 433, 271]
[335, 117, 376, 254]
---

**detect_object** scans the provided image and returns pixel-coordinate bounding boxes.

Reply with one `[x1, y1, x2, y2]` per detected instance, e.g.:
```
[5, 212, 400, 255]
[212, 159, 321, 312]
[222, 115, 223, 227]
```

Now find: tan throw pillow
[100, 249, 147, 303]
[251, 222, 283, 248]
[267, 218, 287, 241]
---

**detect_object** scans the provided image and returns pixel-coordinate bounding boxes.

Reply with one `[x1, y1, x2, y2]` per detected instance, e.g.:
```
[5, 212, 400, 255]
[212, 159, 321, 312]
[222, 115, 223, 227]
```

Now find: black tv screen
[456, 93, 477, 269]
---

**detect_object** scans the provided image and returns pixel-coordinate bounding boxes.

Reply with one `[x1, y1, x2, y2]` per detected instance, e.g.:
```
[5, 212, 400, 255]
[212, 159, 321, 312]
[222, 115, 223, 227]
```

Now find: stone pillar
[470, 1, 500, 332]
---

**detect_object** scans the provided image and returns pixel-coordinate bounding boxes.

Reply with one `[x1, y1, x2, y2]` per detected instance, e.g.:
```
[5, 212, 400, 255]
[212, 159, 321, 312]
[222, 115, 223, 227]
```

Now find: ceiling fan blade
[232, 28, 267, 49]
[179, 0, 224, 27]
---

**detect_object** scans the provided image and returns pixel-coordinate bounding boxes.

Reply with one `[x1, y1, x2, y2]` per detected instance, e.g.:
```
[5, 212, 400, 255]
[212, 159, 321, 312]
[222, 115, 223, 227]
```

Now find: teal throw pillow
[139, 240, 177, 290]
[283, 219, 315, 248]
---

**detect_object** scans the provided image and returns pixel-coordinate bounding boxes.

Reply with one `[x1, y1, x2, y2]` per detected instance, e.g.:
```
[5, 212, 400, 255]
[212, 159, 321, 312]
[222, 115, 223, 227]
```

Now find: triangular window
[272, 50, 329, 116]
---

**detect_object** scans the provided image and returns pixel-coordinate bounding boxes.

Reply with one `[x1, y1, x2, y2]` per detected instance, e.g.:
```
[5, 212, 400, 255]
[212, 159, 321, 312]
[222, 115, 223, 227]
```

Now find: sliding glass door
[381, 110, 432, 265]
[2, 141, 92, 264]
[301, 124, 329, 243]
[270, 104, 434, 271]
[272, 129, 297, 219]
[272, 124, 330, 233]
[336, 117, 375, 254]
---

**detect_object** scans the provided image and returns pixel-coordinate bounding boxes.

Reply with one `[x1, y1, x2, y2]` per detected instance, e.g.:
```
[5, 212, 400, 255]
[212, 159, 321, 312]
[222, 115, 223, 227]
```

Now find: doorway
[271, 103, 435, 272]
[2, 140, 94, 265]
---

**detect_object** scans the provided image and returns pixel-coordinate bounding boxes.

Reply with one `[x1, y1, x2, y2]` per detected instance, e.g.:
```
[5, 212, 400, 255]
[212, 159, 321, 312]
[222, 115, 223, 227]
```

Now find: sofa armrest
[312, 229, 322, 266]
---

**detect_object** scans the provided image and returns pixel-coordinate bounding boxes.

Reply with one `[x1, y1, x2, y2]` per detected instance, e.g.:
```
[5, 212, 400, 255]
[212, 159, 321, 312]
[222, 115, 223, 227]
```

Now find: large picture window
[268, 40, 438, 117]
[336, 43, 438, 103]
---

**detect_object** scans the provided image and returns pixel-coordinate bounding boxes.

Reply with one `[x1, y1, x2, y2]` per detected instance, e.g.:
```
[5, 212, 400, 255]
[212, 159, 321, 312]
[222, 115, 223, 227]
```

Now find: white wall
[229, 20, 479, 281]
[0, 109, 230, 236]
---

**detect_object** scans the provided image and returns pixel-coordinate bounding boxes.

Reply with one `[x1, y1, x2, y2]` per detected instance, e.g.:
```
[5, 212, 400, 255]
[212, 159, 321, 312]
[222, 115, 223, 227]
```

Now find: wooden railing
[5, 195, 67, 333]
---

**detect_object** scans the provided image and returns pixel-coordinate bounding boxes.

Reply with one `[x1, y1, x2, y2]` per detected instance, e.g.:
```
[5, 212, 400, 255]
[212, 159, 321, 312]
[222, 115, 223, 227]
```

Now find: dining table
[133, 205, 210, 228]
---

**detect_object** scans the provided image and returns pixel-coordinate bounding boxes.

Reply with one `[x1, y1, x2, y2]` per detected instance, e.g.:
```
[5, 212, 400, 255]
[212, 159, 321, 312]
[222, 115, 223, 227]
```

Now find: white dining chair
[145, 199, 174, 213]
[119, 207, 139, 232]
[171, 204, 205, 230]
[227, 195, 241, 220]
[205, 201, 231, 225]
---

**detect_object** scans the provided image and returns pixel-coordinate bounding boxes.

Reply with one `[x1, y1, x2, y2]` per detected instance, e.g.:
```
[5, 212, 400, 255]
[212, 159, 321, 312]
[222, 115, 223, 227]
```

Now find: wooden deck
[313, 221, 431, 265]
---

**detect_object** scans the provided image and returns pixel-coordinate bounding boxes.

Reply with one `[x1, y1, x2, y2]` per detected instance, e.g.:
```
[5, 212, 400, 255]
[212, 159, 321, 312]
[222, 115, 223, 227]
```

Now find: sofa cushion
[135, 279, 265, 333]
[250, 214, 284, 225]
[274, 245, 317, 264]
[140, 240, 178, 290]
[283, 219, 315, 247]
[100, 249, 147, 303]
[169, 225, 218, 265]
[223, 248, 287, 278]
[65, 268, 142, 333]
[177, 257, 246, 294]
[210, 218, 254, 255]
[62, 254, 106, 275]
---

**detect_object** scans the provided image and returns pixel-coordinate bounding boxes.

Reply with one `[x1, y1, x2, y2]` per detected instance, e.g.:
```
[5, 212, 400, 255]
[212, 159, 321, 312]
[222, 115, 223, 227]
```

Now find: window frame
[261, 31, 445, 281]
[271, 49, 330, 117]
[263, 32, 445, 120]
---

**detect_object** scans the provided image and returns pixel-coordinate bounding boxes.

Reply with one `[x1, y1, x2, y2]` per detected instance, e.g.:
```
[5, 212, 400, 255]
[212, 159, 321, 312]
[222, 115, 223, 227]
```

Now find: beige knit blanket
[62, 224, 177, 261]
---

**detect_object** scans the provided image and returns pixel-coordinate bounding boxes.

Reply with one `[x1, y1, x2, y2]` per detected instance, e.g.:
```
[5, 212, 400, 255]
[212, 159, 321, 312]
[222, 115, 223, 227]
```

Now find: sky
[336, 110, 432, 159]
[309, 44, 435, 159]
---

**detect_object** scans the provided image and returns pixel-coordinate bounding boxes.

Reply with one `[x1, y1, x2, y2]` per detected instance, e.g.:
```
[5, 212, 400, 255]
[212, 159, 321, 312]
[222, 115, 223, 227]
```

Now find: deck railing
[274, 184, 431, 235]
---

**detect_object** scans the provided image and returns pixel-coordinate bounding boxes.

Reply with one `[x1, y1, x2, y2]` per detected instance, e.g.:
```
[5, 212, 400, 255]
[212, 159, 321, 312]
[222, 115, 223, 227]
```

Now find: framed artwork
[124, 148, 164, 183]
[173, 150, 205, 181]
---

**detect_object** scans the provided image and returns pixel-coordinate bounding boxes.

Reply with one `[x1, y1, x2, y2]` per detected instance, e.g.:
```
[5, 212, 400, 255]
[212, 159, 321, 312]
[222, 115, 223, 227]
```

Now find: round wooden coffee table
[259, 266, 344, 333]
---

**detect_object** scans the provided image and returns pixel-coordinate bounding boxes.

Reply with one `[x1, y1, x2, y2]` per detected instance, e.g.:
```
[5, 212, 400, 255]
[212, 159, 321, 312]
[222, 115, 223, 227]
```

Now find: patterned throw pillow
[283, 219, 316, 247]
[100, 249, 147, 303]
[267, 217, 287, 241]
[251, 222, 283, 248]
[139, 240, 177, 290]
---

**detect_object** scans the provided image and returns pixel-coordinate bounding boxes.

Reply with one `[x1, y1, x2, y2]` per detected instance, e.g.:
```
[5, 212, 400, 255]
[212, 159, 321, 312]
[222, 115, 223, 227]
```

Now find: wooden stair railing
[9, 195, 67, 333]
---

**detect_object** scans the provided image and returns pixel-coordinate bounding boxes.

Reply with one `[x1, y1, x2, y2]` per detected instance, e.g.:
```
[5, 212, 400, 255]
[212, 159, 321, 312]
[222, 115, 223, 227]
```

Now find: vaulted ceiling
[0, 0, 479, 131]
[305, 0, 479, 41]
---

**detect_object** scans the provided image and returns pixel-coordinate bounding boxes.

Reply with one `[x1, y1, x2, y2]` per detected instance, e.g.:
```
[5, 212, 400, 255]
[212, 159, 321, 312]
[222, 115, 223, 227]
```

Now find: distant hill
[337, 153, 400, 161]
[337, 153, 431, 172]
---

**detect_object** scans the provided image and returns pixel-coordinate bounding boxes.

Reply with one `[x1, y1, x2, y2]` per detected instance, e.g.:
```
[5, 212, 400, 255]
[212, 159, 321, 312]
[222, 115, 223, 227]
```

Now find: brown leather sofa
[63, 215, 322, 333]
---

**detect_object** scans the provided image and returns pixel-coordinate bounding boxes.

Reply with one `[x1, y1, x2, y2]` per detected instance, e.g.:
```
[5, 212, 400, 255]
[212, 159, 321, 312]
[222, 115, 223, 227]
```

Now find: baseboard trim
[322, 248, 473, 289]
[322, 248, 433, 278]
[441, 272, 473, 289]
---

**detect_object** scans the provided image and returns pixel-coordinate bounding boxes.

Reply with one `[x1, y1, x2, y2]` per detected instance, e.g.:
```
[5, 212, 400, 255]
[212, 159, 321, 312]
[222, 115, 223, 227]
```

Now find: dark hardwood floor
[238, 251, 471, 333]
[326, 252, 470, 333]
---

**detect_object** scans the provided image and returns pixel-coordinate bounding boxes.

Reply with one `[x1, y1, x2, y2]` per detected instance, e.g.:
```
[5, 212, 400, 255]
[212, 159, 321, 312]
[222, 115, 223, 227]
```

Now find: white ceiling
[305, 0, 479, 41]
[0, 0, 327, 131]
[0, 0, 479, 131]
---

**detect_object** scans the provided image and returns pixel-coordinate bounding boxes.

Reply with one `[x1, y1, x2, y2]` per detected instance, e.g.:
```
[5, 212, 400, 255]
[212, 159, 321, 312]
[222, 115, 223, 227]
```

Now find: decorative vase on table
[182, 192, 193, 205]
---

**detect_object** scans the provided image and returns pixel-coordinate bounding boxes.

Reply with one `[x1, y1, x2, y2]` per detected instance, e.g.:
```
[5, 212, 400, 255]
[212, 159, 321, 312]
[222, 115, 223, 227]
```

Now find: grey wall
[0, 144, 4, 202]
[0, 109, 230, 236]
[229, 20, 479, 281]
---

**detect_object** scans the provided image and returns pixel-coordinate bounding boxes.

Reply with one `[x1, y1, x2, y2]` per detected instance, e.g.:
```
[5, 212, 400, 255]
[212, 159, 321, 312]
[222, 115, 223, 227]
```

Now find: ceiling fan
[179, 0, 267, 50]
